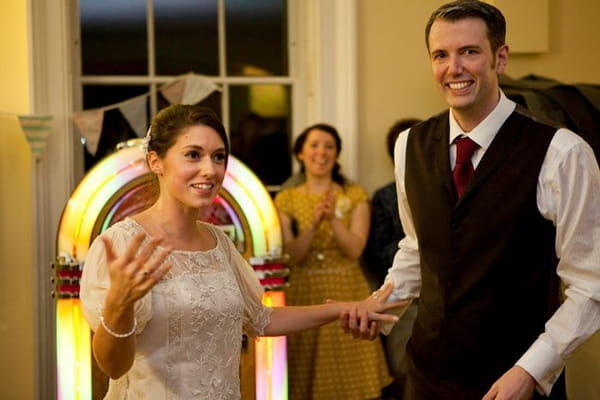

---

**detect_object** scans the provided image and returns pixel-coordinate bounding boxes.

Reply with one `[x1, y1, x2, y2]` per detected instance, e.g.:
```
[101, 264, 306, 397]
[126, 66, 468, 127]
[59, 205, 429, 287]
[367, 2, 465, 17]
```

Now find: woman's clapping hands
[312, 190, 336, 227]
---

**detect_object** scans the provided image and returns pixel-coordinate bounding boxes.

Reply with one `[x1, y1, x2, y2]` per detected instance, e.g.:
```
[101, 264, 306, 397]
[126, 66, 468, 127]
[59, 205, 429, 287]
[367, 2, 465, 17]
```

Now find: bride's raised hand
[102, 232, 172, 308]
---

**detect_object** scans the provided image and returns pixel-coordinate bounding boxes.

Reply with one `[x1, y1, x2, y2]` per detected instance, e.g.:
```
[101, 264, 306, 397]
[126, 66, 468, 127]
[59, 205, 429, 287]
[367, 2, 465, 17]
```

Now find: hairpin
[143, 127, 151, 155]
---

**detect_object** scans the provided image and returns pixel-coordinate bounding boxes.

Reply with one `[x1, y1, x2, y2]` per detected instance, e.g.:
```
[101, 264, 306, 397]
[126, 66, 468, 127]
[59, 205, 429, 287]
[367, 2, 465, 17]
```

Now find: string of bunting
[1, 73, 219, 161]
[72, 73, 220, 155]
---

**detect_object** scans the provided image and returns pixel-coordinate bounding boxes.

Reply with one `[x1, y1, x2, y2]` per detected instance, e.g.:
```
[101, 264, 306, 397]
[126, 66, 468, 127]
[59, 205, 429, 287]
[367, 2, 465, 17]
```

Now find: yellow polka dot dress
[275, 184, 392, 400]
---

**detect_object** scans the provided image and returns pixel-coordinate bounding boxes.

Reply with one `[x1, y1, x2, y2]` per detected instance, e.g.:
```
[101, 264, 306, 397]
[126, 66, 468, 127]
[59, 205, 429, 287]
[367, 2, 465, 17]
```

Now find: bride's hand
[103, 232, 172, 309]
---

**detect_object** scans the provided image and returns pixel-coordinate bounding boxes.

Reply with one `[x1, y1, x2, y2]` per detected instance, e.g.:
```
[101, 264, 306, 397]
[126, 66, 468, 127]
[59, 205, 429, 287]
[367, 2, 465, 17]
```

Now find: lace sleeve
[79, 223, 153, 334]
[215, 227, 272, 337]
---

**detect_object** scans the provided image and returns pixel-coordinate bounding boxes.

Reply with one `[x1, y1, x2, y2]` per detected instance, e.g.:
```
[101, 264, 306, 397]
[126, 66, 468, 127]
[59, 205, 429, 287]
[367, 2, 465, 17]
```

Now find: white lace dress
[80, 219, 272, 400]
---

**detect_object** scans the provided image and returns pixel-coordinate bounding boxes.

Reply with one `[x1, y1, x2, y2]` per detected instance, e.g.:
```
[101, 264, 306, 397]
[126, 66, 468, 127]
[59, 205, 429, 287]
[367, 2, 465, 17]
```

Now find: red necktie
[453, 136, 479, 198]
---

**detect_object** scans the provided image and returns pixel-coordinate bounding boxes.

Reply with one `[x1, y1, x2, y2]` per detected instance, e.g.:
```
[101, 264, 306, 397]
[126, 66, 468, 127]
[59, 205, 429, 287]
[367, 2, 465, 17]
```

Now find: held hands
[102, 232, 172, 310]
[340, 282, 411, 340]
[482, 366, 537, 400]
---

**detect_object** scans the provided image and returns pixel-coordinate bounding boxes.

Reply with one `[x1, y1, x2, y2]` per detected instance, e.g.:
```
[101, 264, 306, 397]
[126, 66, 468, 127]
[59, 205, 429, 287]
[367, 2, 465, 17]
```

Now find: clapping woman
[275, 123, 392, 400]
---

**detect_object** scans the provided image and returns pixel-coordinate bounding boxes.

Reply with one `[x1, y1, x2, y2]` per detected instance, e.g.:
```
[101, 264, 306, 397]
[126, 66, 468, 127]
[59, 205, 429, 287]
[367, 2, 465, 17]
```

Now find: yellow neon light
[56, 299, 91, 400]
[255, 291, 288, 400]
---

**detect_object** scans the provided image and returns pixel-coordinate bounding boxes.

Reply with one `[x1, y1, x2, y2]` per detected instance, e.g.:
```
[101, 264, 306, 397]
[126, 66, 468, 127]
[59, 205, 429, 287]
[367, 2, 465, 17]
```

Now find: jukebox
[53, 139, 288, 399]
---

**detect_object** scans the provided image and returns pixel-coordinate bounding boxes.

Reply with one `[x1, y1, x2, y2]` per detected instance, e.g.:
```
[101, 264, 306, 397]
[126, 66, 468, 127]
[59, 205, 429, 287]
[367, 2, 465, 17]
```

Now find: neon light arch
[57, 142, 282, 261]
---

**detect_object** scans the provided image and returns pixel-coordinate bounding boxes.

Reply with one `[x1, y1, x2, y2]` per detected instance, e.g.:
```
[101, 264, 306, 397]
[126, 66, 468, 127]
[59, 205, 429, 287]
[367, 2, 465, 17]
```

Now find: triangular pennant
[181, 74, 219, 105]
[159, 78, 185, 105]
[72, 109, 104, 155]
[17, 115, 53, 161]
[119, 96, 148, 138]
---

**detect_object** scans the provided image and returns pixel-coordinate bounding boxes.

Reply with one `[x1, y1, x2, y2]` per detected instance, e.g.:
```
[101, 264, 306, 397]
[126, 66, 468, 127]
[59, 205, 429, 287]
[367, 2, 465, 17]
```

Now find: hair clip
[143, 127, 152, 155]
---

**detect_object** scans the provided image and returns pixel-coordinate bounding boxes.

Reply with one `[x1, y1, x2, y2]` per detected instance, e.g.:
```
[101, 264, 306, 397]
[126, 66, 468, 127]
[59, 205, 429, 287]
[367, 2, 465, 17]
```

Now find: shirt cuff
[379, 299, 413, 335]
[515, 338, 565, 396]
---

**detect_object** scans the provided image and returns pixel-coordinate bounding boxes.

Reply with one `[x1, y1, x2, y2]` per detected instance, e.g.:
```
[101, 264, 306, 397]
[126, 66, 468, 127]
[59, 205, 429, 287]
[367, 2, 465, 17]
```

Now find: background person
[342, 1, 600, 399]
[363, 118, 422, 287]
[363, 118, 421, 399]
[275, 123, 393, 400]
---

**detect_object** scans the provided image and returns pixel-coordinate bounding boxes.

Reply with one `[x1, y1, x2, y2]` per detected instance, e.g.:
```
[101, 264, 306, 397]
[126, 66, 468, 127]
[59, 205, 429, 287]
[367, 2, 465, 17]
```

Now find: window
[77, 0, 294, 187]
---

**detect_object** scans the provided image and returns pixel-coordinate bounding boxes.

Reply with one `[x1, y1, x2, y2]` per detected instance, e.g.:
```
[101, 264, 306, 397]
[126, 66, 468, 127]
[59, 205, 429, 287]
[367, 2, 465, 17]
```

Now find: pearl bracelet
[100, 315, 137, 338]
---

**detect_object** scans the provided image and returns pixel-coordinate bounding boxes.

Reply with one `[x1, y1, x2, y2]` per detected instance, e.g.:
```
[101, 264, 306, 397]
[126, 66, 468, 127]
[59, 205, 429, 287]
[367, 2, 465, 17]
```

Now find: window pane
[82, 85, 149, 109]
[154, 0, 219, 76]
[226, 0, 288, 76]
[80, 0, 148, 75]
[229, 85, 292, 185]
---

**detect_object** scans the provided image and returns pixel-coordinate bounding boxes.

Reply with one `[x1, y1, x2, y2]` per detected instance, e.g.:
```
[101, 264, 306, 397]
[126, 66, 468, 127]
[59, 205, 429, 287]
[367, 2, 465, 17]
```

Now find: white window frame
[28, 0, 357, 398]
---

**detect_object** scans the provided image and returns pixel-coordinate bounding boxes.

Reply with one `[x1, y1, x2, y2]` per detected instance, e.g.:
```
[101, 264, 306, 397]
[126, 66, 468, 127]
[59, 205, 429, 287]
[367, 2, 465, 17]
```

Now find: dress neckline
[123, 217, 219, 254]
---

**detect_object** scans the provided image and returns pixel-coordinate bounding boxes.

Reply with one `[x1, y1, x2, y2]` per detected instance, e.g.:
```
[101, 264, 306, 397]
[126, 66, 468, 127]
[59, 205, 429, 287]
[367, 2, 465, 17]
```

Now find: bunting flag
[159, 78, 186, 105]
[72, 109, 104, 155]
[17, 115, 53, 161]
[119, 95, 148, 138]
[180, 74, 220, 105]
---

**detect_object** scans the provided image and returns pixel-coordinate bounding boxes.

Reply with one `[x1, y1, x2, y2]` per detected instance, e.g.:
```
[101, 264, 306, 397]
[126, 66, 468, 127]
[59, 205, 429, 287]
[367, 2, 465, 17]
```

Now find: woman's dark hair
[425, 0, 506, 54]
[147, 104, 229, 162]
[386, 118, 422, 160]
[293, 123, 347, 186]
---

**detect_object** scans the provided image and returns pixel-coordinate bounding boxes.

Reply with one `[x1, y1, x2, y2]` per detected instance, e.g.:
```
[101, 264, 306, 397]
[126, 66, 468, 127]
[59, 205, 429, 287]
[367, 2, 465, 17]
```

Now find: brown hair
[386, 118, 422, 160]
[147, 104, 229, 162]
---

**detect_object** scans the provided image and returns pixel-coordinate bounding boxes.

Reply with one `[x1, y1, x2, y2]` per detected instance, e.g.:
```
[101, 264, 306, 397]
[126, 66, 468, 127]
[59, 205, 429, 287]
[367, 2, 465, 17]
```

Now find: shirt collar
[448, 90, 516, 150]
